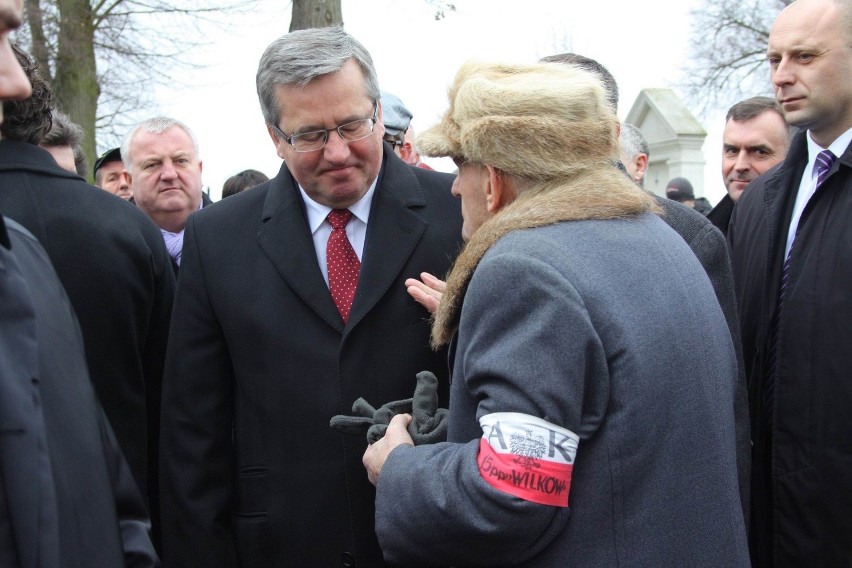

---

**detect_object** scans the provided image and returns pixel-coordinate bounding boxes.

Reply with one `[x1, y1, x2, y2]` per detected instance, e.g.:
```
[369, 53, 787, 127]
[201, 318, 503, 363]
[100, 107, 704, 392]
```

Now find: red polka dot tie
[326, 209, 360, 323]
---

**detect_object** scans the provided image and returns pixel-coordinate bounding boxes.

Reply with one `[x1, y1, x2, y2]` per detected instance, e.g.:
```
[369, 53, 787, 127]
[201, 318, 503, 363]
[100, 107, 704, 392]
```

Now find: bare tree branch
[14, 0, 255, 179]
[682, 0, 791, 116]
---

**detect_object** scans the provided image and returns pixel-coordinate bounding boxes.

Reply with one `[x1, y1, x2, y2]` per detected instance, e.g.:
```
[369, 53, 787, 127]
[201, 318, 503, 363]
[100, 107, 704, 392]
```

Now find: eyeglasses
[272, 103, 379, 153]
[383, 136, 404, 148]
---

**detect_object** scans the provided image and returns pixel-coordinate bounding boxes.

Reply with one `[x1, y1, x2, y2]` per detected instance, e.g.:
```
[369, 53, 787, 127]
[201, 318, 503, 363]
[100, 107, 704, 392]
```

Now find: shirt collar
[299, 177, 377, 234]
[807, 127, 852, 161]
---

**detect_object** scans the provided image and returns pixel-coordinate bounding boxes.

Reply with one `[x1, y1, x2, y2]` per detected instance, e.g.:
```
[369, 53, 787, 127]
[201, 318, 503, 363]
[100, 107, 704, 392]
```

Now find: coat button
[341, 552, 355, 566]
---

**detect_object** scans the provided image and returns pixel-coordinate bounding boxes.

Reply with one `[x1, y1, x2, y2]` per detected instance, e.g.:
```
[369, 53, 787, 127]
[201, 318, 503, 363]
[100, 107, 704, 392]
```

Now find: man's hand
[405, 272, 447, 315]
[363, 413, 414, 486]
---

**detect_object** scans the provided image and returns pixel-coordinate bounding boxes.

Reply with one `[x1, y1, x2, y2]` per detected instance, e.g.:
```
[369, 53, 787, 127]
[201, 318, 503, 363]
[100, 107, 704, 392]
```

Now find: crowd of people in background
[1, 0, 850, 566]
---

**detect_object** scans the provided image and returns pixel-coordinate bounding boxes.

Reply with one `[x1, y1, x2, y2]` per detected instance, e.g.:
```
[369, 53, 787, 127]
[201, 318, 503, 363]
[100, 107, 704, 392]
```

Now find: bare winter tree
[683, 0, 791, 114]
[15, 0, 250, 178]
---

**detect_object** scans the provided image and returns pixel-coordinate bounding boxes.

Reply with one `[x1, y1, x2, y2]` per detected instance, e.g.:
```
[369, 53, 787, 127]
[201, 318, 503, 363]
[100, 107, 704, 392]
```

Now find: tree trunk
[289, 0, 342, 32]
[53, 0, 98, 181]
[23, 0, 51, 78]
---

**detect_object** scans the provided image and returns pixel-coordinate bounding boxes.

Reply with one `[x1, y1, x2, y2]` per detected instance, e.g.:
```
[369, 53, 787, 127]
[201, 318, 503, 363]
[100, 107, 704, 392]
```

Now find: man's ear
[267, 125, 288, 160]
[484, 164, 515, 213]
[399, 142, 413, 162]
[266, 125, 278, 145]
[634, 153, 648, 180]
[376, 101, 385, 138]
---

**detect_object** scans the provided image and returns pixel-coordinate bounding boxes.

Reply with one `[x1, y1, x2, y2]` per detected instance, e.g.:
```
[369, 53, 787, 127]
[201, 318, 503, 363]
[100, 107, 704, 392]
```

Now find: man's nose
[734, 150, 751, 172]
[0, 41, 32, 103]
[323, 129, 351, 163]
[160, 161, 178, 180]
[772, 57, 795, 88]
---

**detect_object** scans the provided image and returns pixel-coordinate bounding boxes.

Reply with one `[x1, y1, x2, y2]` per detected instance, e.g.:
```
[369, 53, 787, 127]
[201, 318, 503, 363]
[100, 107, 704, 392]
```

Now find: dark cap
[665, 177, 695, 202]
[380, 91, 413, 139]
[93, 147, 122, 177]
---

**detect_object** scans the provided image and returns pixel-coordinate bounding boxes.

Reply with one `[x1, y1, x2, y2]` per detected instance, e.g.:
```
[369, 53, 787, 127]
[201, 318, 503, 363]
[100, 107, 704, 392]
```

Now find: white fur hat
[417, 61, 619, 181]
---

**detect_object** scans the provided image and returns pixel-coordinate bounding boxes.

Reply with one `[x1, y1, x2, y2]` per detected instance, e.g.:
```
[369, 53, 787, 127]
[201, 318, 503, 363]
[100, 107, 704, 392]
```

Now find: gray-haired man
[159, 26, 462, 567]
[123, 116, 208, 272]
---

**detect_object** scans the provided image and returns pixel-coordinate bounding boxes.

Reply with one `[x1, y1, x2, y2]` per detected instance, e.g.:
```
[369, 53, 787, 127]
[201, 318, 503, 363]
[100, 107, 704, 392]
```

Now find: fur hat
[417, 61, 619, 181]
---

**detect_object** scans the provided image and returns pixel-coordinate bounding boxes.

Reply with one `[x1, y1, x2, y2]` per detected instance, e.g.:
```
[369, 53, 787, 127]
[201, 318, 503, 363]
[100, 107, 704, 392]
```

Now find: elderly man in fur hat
[363, 61, 749, 567]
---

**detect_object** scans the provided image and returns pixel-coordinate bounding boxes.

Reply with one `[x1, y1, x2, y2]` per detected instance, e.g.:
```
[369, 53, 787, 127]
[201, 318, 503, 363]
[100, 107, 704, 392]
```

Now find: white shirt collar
[299, 177, 377, 234]
[807, 127, 852, 163]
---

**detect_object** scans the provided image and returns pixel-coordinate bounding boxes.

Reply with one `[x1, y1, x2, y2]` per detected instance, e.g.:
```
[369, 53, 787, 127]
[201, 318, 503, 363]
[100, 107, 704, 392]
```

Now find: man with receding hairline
[728, 0, 852, 564]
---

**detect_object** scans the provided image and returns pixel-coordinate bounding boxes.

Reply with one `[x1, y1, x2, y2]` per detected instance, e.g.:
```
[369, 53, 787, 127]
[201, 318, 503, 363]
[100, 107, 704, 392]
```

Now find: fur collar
[431, 167, 658, 347]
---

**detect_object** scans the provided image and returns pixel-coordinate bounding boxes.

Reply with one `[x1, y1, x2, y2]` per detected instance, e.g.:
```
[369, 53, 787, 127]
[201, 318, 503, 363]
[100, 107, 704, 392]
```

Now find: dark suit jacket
[0, 216, 158, 567]
[729, 132, 852, 566]
[654, 195, 750, 524]
[707, 193, 736, 235]
[160, 148, 463, 567]
[0, 140, 175, 516]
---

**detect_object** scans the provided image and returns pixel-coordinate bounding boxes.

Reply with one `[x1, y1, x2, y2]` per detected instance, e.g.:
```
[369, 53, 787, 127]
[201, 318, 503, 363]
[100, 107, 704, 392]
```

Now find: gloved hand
[329, 371, 448, 445]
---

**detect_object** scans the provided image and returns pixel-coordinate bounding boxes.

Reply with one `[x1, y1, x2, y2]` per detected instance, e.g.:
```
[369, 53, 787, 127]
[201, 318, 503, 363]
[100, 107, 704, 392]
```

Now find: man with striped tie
[727, 0, 852, 565]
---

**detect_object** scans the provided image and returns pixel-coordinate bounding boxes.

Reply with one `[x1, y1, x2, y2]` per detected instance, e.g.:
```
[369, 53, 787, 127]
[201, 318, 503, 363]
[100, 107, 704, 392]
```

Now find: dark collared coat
[160, 147, 463, 567]
[728, 131, 852, 566]
[0, 216, 158, 567]
[0, 140, 175, 517]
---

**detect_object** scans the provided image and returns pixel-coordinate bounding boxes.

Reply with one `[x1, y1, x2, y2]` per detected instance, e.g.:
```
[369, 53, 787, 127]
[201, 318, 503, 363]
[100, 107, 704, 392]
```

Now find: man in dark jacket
[708, 96, 791, 235]
[122, 116, 208, 274]
[159, 27, 463, 567]
[0, 6, 158, 563]
[0, 215, 160, 567]
[0, 44, 175, 529]
[728, 0, 852, 565]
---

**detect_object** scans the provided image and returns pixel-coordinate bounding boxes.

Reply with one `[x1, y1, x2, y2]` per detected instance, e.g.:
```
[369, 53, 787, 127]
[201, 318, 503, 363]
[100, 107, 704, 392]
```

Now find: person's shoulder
[735, 166, 778, 214]
[196, 178, 270, 220]
[410, 165, 455, 186]
[3, 216, 67, 294]
[655, 194, 710, 226]
[62, 179, 169, 238]
[188, 179, 271, 245]
[3, 215, 40, 247]
[413, 167, 459, 210]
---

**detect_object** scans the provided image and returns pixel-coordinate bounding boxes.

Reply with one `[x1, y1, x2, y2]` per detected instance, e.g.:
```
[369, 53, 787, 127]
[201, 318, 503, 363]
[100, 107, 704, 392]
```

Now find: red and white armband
[477, 412, 578, 507]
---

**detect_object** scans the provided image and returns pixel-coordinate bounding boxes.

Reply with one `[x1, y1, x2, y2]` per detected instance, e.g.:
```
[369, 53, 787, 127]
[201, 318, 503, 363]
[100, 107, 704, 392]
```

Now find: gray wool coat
[375, 213, 750, 567]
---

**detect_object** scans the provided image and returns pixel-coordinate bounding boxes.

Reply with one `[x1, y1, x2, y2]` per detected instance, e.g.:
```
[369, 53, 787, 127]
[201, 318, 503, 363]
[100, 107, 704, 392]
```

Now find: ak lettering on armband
[477, 412, 578, 507]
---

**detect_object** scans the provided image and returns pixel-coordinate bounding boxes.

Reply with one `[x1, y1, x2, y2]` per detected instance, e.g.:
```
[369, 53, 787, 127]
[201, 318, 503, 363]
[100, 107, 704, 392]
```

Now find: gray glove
[329, 371, 448, 445]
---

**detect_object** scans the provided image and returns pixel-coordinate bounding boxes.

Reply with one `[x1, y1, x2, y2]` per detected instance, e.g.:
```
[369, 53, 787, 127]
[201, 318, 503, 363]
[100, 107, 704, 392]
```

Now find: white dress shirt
[299, 179, 377, 287]
[785, 127, 852, 257]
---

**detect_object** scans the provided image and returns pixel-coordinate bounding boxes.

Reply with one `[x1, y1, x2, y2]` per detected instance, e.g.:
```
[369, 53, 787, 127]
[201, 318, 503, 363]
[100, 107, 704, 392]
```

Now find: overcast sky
[145, 0, 776, 203]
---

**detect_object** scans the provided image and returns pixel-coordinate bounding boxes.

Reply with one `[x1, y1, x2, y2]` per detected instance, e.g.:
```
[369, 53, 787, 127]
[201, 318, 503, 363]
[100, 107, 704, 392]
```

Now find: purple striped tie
[814, 150, 836, 189]
[765, 150, 836, 423]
